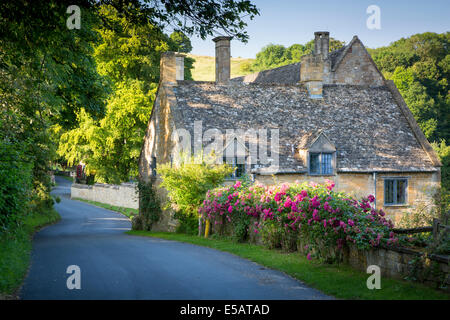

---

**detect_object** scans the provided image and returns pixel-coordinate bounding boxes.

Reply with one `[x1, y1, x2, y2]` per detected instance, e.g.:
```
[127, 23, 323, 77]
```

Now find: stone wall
[332, 40, 384, 86]
[345, 244, 450, 292]
[71, 183, 138, 209]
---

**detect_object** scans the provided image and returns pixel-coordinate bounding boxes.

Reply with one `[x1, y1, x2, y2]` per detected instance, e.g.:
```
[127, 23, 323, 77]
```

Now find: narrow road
[20, 176, 331, 300]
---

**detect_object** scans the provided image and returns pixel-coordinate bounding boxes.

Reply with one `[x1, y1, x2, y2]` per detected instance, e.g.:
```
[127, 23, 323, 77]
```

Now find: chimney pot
[314, 31, 330, 58]
[213, 36, 232, 84]
[175, 53, 185, 81]
[160, 51, 176, 83]
[160, 51, 185, 83]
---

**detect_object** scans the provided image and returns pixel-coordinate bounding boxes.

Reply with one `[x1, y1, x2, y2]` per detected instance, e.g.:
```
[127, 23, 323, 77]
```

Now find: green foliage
[251, 38, 345, 71]
[0, 139, 33, 230]
[432, 140, 450, 191]
[173, 211, 199, 235]
[158, 153, 234, 221]
[169, 31, 195, 80]
[133, 179, 162, 231]
[170, 31, 193, 53]
[94, 5, 170, 86]
[0, 208, 60, 296]
[59, 80, 155, 183]
[370, 32, 450, 144]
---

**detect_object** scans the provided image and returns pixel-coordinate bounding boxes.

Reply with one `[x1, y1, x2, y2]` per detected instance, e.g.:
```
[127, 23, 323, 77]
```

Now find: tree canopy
[251, 38, 345, 71]
[0, 0, 260, 229]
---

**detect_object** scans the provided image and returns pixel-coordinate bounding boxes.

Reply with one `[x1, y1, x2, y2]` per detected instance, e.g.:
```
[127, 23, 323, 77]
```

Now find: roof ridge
[331, 36, 359, 71]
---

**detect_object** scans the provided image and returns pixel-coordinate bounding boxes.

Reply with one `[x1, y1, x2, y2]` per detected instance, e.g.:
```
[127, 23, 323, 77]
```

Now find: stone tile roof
[231, 63, 300, 84]
[297, 130, 321, 150]
[170, 81, 437, 173]
[230, 41, 351, 85]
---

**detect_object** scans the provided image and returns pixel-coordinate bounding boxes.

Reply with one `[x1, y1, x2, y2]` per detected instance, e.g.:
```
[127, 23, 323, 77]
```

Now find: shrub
[157, 153, 233, 234]
[199, 178, 265, 242]
[199, 179, 401, 263]
[133, 179, 161, 231]
[0, 140, 33, 230]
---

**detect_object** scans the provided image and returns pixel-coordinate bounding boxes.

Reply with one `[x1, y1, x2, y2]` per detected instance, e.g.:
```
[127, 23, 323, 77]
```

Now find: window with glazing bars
[384, 178, 407, 205]
[223, 157, 245, 178]
[309, 153, 333, 175]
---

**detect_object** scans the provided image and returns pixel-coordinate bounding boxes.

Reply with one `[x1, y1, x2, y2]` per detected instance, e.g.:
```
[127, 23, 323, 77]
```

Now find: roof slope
[230, 37, 360, 85]
[170, 81, 436, 173]
[231, 62, 300, 84]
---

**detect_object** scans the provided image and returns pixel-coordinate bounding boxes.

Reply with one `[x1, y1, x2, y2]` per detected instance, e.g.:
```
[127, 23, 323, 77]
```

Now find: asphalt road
[20, 176, 331, 300]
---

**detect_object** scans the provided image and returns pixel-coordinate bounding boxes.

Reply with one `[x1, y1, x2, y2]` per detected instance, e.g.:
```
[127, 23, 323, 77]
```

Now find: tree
[370, 32, 450, 196]
[0, 2, 111, 225]
[1, 0, 260, 228]
[157, 153, 234, 234]
[169, 31, 195, 80]
[170, 31, 193, 53]
[251, 38, 345, 72]
[370, 32, 449, 143]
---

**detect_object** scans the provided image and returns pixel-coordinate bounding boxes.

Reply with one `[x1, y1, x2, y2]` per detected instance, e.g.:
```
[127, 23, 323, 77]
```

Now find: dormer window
[298, 131, 336, 176]
[223, 156, 246, 179]
[309, 152, 333, 175]
[220, 136, 248, 180]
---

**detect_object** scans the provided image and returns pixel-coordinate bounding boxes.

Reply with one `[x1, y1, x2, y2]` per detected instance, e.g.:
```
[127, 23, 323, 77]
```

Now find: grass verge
[127, 231, 450, 300]
[0, 209, 60, 299]
[72, 198, 138, 219]
[54, 172, 74, 183]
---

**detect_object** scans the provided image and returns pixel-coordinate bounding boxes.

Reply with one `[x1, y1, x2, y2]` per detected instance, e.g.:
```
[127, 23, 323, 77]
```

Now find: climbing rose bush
[199, 180, 400, 262]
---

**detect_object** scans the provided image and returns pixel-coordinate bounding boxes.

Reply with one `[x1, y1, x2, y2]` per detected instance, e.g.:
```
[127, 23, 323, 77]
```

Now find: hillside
[188, 54, 255, 81]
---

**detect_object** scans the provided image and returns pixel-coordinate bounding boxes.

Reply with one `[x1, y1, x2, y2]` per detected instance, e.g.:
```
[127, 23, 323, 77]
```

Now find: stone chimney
[160, 51, 185, 83]
[213, 36, 232, 84]
[300, 31, 331, 99]
[314, 31, 330, 58]
[175, 54, 185, 81]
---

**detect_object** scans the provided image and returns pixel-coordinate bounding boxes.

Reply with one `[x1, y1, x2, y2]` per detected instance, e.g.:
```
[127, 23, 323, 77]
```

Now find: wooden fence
[393, 217, 449, 245]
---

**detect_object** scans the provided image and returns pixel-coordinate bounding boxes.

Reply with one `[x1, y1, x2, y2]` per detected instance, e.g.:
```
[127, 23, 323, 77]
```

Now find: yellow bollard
[204, 219, 210, 238]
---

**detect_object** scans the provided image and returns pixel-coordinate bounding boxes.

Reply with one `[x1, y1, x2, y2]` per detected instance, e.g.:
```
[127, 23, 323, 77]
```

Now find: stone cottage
[139, 32, 441, 231]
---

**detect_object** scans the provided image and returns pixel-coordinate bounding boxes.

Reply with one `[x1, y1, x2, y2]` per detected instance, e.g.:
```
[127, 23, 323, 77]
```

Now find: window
[223, 157, 245, 179]
[309, 153, 333, 175]
[384, 178, 408, 205]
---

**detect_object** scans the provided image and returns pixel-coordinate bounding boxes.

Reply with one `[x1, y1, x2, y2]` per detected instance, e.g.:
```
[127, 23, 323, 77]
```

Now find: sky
[189, 0, 450, 58]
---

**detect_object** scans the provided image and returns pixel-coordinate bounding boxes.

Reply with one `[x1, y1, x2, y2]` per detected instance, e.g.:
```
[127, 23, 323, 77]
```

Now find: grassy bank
[188, 54, 255, 81]
[72, 198, 138, 219]
[127, 231, 450, 300]
[0, 209, 60, 299]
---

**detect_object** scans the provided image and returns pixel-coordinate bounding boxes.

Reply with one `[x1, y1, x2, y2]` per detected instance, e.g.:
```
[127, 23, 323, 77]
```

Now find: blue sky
[189, 0, 450, 58]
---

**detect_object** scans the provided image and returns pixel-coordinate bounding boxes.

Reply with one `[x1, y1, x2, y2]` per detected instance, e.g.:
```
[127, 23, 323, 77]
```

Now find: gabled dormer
[298, 131, 336, 176]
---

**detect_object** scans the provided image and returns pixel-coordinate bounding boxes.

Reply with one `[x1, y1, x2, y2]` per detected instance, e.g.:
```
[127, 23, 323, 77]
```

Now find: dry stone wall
[71, 183, 138, 209]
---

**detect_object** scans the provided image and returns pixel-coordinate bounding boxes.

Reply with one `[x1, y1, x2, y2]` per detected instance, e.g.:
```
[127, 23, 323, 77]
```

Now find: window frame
[384, 178, 408, 206]
[308, 152, 335, 176]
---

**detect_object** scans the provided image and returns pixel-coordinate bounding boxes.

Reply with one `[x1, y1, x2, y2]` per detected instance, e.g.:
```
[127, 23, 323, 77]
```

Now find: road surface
[20, 176, 331, 300]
